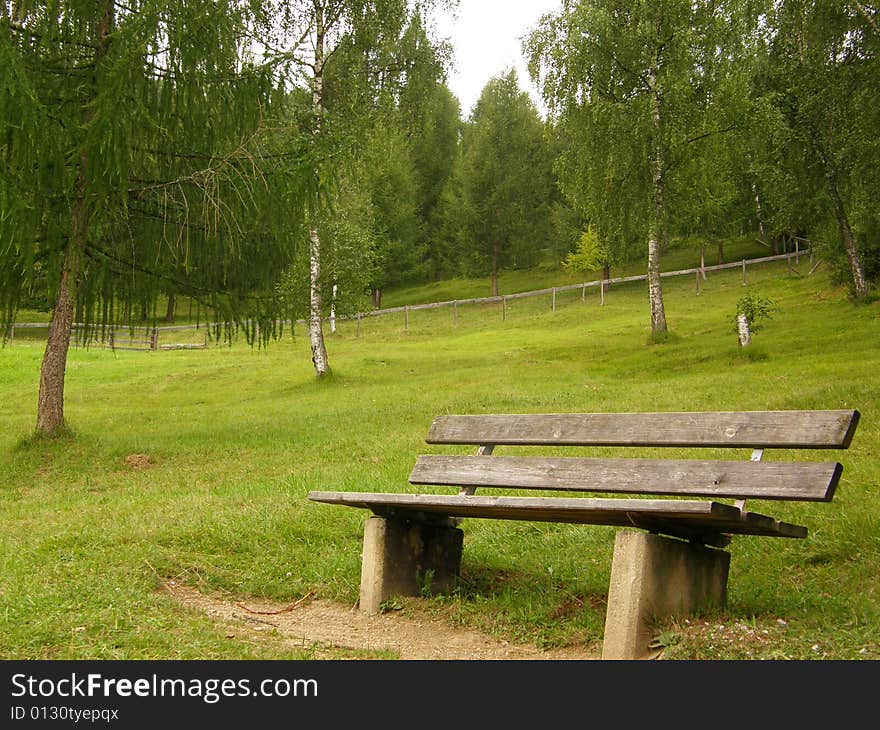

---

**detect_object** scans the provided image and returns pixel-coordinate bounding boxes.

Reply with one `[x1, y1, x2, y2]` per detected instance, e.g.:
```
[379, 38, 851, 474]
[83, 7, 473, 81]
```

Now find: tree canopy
[1, 0, 314, 433]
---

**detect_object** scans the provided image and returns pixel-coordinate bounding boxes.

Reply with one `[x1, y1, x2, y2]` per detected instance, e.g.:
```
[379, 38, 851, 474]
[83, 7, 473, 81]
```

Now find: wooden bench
[308, 409, 860, 659]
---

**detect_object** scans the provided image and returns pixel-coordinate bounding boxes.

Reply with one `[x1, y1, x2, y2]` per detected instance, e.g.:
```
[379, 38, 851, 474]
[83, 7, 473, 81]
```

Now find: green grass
[1, 256, 877, 660]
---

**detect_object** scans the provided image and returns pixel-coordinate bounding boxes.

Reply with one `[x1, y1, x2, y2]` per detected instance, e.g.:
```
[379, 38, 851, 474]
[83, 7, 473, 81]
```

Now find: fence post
[502, 295, 507, 321]
[742, 259, 747, 286]
[150, 327, 158, 351]
[551, 287, 556, 312]
[404, 305, 409, 332]
[696, 270, 701, 295]
[356, 313, 361, 338]
[453, 300, 458, 327]
[600, 279, 605, 306]
[582, 283, 586, 303]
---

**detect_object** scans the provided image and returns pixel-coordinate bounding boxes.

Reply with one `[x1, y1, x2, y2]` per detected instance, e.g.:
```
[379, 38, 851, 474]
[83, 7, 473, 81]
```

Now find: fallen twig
[235, 590, 315, 615]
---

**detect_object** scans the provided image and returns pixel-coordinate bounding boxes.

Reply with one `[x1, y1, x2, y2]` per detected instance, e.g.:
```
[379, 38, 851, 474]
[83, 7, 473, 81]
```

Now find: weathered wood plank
[426, 411, 860, 449]
[307, 491, 807, 539]
[409, 455, 843, 502]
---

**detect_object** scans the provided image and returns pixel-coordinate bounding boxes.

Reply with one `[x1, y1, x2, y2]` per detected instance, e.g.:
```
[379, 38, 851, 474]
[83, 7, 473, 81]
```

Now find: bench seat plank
[307, 491, 807, 540]
[426, 410, 860, 449]
[409, 455, 843, 502]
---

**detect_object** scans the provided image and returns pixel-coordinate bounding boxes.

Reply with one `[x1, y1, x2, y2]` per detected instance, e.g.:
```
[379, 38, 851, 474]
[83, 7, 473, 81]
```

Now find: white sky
[429, 1, 562, 119]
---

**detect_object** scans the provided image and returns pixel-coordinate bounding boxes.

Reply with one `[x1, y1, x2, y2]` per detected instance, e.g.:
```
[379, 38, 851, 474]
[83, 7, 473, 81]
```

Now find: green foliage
[0, 1, 310, 343]
[275, 165, 377, 320]
[755, 0, 879, 295]
[649, 630, 681, 651]
[562, 226, 610, 275]
[287, 3, 457, 300]
[733, 289, 774, 334]
[448, 70, 556, 288]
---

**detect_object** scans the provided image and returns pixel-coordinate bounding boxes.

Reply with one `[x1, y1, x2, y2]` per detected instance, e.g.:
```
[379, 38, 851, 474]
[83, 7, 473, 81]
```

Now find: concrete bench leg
[601, 531, 730, 660]
[359, 515, 464, 615]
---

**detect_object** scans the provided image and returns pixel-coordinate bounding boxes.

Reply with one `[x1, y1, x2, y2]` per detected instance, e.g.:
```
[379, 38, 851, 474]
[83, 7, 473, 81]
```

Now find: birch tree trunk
[36, 1, 114, 435]
[737, 314, 751, 347]
[814, 144, 868, 298]
[646, 61, 668, 338]
[308, 4, 330, 376]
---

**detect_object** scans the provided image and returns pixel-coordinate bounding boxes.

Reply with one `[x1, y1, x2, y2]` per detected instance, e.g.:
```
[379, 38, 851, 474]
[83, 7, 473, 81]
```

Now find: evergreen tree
[455, 70, 555, 296]
[1, 1, 307, 436]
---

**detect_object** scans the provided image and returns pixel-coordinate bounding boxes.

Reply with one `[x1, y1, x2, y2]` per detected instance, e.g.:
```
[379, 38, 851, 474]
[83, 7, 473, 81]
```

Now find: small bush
[733, 290, 774, 335]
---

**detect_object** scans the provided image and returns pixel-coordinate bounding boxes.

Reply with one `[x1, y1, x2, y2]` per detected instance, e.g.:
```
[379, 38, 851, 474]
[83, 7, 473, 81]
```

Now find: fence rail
[353, 248, 808, 322]
[8, 248, 810, 346]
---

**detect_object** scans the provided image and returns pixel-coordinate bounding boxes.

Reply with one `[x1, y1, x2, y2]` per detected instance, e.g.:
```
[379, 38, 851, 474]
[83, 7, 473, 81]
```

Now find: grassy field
[1, 255, 878, 660]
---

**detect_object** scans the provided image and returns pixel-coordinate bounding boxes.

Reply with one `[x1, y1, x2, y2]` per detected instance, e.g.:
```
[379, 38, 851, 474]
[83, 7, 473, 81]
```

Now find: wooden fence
[348, 248, 811, 333]
[8, 248, 811, 346]
[7, 323, 208, 351]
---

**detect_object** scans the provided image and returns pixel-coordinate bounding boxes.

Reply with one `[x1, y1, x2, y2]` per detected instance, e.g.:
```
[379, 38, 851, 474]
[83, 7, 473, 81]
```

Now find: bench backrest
[425, 411, 860, 449]
[412, 410, 860, 503]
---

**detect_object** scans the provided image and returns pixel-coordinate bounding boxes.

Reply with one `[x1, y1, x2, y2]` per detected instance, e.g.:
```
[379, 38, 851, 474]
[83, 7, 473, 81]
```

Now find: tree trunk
[737, 314, 751, 347]
[164, 292, 175, 323]
[603, 262, 610, 285]
[753, 183, 766, 244]
[717, 239, 724, 265]
[36, 1, 114, 436]
[746, 151, 767, 247]
[309, 224, 330, 376]
[37, 199, 85, 436]
[814, 144, 868, 298]
[308, 6, 330, 376]
[647, 61, 667, 338]
[699, 245, 706, 280]
[371, 287, 382, 310]
[490, 241, 500, 297]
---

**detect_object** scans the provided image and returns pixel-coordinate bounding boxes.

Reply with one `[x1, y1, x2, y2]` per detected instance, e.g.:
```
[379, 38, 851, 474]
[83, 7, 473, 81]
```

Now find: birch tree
[527, 0, 755, 338]
[760, 0, 877, 298]
[258, 0, 452, 375]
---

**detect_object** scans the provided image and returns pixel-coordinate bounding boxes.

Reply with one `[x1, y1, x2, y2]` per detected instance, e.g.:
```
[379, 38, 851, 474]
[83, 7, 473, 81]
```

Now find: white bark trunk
[811, 137, 867, 298]
[737, 314, 751, 347]
[647, 62, 668, 338]
[330, 284, 337, 334]
[307, 5, 330, 376]
[309, 225, 330, 376]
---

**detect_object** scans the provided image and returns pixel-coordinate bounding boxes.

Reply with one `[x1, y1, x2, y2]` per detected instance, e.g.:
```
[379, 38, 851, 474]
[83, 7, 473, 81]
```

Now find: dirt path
[164, 582, 596, 660]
